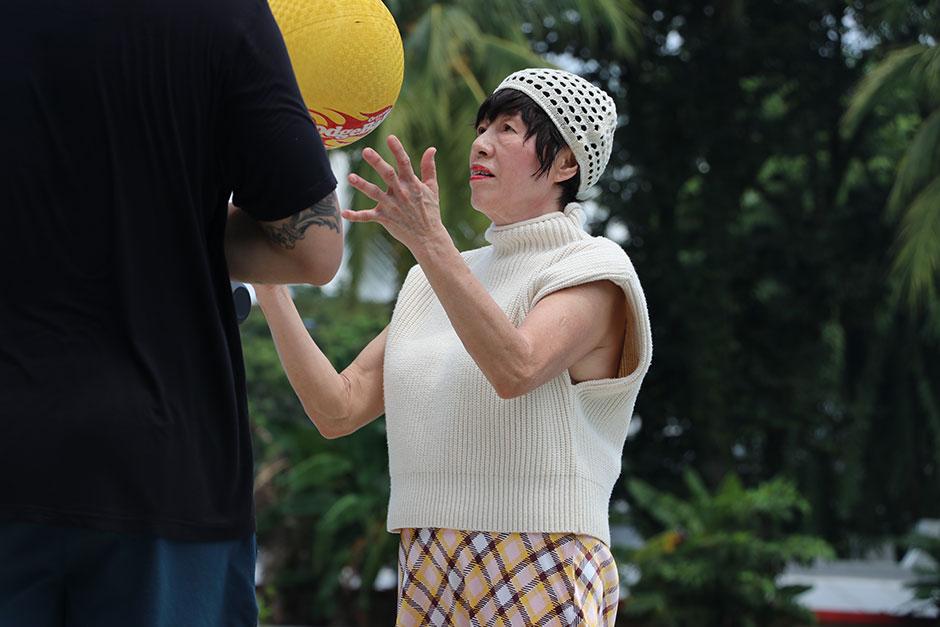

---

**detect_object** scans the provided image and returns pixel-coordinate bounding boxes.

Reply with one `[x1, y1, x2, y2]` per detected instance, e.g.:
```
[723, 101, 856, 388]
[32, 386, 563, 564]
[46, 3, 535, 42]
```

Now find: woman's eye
[503, 124, 515, 132]
[476, 126, 486, 135]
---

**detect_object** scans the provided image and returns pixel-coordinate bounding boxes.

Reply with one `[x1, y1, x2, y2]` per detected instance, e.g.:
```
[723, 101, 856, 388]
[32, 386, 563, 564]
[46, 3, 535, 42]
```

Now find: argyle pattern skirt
[396, 528, 619, 626]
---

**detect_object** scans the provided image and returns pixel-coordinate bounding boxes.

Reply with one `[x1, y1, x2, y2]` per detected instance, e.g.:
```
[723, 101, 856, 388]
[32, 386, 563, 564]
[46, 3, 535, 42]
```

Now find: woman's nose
[472, 131, 492, 156]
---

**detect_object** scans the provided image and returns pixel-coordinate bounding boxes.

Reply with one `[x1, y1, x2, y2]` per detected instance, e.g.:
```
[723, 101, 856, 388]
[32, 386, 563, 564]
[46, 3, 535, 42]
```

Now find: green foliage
[843, 39, 940, 309]
[893, 173, 940, 307]
[592, 0, 940, 550]
[907, 532, 940, 610]
[621, 471, 834, 627]
[841, 45, 926, 140]
[243, 289, 395, 624]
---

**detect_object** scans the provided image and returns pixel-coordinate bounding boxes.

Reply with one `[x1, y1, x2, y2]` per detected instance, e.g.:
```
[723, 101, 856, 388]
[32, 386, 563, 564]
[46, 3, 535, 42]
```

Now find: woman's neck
[486, 202, 563, 226]
[483, 203, 586, 254]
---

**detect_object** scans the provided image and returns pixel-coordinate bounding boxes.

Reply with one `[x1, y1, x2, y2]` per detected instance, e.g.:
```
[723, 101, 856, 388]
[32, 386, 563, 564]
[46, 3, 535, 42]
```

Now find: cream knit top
[383, 203, 653, 546]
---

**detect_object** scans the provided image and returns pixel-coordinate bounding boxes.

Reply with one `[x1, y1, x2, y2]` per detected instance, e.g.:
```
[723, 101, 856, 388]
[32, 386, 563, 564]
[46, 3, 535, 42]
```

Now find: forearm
[226, 200, 343, 285]
[256, 288, 352, 431]
[413, 235, 533, 397]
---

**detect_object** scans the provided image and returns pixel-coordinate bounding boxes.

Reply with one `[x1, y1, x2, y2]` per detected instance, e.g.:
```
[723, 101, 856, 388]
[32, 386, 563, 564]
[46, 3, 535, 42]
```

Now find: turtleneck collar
[484, 203, 587, 254]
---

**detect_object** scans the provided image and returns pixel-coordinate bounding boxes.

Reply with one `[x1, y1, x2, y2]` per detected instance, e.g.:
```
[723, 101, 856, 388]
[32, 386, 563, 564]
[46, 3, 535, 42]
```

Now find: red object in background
[817, 610, 939, 624]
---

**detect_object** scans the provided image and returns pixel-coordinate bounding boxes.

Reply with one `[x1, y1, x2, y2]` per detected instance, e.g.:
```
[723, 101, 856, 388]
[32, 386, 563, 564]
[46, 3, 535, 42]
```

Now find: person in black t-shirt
[0, 0, 342, 625]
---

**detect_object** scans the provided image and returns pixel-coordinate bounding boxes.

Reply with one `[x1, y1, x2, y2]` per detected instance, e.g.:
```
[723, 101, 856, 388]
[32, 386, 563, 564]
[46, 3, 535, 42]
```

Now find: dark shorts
[0, 521, 258, 627]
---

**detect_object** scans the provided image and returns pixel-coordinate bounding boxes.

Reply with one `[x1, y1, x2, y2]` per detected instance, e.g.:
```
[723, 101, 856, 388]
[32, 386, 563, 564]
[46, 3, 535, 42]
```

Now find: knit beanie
[495, 68, 617, 196]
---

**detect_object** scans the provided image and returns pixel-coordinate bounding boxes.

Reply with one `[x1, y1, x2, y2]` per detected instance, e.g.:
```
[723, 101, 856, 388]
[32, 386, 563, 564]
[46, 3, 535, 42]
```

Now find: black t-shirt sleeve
[225, 0, 336, 222]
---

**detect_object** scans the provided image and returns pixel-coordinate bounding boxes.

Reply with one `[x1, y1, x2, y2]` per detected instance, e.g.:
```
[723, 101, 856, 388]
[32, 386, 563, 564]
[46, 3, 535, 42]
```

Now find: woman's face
[468, 112, 574, 225]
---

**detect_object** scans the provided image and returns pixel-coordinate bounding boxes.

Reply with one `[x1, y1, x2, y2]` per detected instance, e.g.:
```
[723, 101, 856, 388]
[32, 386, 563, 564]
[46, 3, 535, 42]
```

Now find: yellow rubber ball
[269, 0, 404, 149]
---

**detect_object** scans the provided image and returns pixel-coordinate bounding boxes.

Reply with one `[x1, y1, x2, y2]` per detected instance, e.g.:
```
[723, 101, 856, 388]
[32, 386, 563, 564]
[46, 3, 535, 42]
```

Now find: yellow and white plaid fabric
[396, 528, 619, 626]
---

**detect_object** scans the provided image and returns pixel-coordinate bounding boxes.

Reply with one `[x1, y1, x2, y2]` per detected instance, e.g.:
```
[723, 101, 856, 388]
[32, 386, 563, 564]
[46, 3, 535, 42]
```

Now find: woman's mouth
[470, 165, 495, 181]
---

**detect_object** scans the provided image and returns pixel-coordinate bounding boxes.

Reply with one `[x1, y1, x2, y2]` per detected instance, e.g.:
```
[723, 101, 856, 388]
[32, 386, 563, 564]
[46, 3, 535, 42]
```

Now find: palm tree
[341, 0, 643, 292]
[842, 40, 940, 311]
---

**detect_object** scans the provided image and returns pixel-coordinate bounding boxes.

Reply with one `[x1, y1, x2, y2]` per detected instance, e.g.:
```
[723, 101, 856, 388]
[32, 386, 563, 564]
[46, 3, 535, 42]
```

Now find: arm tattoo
[262, 192, 341, 249]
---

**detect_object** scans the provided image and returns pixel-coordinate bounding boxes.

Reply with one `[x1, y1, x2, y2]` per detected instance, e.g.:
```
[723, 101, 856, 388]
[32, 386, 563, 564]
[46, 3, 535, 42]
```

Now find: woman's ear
[553, 148, 579, 184]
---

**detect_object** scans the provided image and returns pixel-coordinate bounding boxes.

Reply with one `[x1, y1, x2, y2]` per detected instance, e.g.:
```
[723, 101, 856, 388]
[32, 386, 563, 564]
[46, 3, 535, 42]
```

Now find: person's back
[0, 1, 341, 624]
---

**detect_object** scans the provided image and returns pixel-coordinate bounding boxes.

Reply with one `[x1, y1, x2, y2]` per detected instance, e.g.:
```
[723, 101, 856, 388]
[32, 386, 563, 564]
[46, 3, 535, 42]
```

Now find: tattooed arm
[225, 192, 344, 285]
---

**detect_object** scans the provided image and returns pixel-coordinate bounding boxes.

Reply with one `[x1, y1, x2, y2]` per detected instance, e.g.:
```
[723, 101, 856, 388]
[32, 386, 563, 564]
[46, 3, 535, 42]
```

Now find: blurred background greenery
[243, 0, 940, 624]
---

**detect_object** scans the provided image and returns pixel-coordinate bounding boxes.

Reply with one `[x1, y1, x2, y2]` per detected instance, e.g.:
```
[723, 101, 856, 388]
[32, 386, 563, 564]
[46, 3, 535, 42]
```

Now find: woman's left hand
[343, 135, 449, 256]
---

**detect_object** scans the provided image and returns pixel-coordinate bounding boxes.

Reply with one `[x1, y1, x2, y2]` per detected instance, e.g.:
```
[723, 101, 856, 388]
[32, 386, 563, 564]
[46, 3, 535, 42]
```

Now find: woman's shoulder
[549, 235, 638, 280]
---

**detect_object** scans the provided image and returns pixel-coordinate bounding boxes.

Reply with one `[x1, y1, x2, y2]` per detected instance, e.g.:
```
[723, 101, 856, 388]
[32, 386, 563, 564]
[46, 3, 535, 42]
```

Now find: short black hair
[474, 89, 580, 208]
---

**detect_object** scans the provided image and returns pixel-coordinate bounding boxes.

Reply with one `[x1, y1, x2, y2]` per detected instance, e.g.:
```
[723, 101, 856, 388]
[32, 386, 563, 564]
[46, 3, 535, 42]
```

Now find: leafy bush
[620, 471, 834, 627]
[243, 289, 396, 625]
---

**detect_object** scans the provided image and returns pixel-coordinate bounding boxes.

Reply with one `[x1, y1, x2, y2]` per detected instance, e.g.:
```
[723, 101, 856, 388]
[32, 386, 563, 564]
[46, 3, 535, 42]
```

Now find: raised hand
[343, 135, 449, 255]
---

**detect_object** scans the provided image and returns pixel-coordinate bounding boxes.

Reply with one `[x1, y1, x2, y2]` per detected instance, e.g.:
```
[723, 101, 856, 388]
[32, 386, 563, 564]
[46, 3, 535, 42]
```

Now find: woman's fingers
[341, 208, 382, 223]
[387, 135, 417, 181]
[347, 173, 384, 202]
[361, 147, 399, 187]
[420, 147, 438, 193]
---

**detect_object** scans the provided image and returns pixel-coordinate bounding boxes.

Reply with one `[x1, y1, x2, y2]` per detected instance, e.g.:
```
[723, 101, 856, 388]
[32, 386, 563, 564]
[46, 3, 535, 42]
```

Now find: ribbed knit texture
[383, 203, 653, 546]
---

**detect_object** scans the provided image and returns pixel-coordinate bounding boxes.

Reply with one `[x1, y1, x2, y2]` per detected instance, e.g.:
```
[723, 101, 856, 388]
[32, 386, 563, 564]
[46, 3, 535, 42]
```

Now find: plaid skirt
[396, 528, 619, 626]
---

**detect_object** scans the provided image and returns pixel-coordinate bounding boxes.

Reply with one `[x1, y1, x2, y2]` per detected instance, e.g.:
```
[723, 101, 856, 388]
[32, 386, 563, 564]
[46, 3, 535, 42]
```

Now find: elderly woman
[254, 68, 652, 626]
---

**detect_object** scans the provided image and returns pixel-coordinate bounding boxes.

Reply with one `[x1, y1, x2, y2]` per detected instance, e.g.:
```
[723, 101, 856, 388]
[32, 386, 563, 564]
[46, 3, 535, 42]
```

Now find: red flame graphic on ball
[309, 105, 394, 148]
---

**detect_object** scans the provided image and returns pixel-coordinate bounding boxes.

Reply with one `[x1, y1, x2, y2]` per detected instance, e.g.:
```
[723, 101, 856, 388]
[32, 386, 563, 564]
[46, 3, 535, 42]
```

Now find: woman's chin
[469, 193, 495, 219]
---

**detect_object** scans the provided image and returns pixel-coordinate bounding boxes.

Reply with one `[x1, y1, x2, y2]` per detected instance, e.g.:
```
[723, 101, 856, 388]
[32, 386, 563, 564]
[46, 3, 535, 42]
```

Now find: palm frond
[841, 44, 927, 139]
[892, 174, 940, 308]
[467, 1, 531, 44]
[887, 108, 940, 218]
[916, 44, 940, 110]
[476, 34, 554, 89]
[409, 5, 484, 84]
[472, 0, 643, 59]
[568, 0, 643, 58]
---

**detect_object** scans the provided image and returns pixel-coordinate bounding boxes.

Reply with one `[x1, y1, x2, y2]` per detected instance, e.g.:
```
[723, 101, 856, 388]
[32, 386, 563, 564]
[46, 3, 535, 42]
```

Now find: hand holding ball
[269, 0, 404, 149]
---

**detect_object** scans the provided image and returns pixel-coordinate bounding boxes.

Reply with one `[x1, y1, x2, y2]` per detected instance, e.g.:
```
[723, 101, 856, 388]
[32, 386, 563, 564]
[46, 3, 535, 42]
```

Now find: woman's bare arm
[254, 284, 386, 438]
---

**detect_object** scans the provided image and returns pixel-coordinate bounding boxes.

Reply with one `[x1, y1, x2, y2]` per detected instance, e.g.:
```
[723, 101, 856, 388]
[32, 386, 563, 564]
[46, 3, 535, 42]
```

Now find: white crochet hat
[494, 68, 617, 197]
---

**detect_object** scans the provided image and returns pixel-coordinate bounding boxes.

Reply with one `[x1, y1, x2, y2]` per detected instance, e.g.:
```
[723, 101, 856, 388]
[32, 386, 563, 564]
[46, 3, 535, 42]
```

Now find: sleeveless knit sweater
[383, 203, 653, 546]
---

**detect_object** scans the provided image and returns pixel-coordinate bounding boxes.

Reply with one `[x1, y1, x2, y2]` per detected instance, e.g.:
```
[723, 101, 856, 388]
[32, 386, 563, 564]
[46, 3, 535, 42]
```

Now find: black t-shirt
[0, 0, 336, 540]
